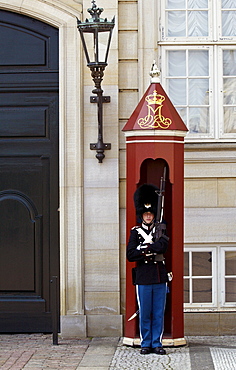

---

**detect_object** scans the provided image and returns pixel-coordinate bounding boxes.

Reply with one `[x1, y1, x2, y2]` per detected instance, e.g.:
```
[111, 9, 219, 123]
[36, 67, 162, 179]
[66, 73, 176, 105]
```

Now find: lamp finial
[150, 60, 161, 83]
[88, 0, 104, 22]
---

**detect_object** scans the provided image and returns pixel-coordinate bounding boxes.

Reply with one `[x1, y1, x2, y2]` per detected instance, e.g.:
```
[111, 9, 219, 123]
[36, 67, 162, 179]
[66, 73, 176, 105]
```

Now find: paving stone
[210, 347, 236, 370]
[109, 343, 191, 370]
[0, 334, 236, 369]
[0, 334, 90, 369]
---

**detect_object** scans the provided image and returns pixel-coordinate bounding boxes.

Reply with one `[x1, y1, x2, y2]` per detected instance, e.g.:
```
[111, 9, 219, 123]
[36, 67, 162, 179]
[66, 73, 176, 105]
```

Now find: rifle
[154, 167, 166, 240]
[143, 167, 167, 261]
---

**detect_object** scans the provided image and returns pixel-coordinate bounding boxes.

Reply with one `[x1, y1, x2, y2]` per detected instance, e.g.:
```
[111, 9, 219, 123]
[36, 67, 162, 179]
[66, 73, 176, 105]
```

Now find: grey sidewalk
[0, 334, 236, 369]
[111, 336, 236, 370]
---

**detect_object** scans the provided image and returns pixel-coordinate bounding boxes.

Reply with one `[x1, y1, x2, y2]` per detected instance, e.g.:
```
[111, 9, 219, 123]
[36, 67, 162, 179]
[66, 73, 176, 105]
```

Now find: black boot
[152, 347, 166, 355]
[140, 347, 151, 355]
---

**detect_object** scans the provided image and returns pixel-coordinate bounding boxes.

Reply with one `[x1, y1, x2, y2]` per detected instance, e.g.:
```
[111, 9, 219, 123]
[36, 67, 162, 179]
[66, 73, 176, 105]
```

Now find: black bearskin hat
[134, 183, 159, 219]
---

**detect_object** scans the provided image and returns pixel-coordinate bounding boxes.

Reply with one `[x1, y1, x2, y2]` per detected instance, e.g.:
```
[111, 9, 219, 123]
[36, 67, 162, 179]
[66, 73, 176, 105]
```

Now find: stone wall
[2, 0, 236, 338]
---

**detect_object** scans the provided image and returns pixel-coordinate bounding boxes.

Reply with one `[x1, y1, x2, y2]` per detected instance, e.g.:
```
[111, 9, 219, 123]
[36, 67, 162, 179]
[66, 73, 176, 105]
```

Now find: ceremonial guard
[126, 183, 169, 355]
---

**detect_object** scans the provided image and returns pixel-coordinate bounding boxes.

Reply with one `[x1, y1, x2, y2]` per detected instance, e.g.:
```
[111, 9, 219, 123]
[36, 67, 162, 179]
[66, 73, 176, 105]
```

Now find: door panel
[0, 196, 36, 291]
[0, 10, 59, 332]
[0, 25, 46, 66]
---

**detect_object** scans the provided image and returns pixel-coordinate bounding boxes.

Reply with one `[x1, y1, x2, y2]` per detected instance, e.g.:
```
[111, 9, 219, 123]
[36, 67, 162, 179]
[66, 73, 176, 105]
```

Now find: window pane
[184, 252, 189, 275]
[223, 78, 236, 104]
[193, 278, 212, 302]
[168, 51, 186, 76]
[222, 11, 236, 36]
[167, 11, 186, 37]
[184, 279, 190, 303]
[188, 11, 208, 36]
[188, 0, 208, 8]
[225, 251, 236, 275]
[224, 107, 236, 133]
[223, 50, 236, 76]
[177, 107, 187, 123]
[167, 0, 186, 8]
[192, 252, 212, 276]
[189, 79, 209, 105]
[189, 107, 209, 133]
[222, 0, 236, 8]
[223, 77, 236, 133]
[189, 50, 209, 76]
[168, 79, 186, 105]
[225, 278, 236, 302]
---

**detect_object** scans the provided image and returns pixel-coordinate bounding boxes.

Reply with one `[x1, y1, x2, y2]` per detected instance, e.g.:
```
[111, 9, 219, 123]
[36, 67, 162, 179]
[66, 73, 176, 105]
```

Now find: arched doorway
[0, 10, 59, 332]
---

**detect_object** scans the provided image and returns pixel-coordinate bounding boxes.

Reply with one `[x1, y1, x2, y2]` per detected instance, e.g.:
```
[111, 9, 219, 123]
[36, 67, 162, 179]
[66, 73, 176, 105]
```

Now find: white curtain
[223, 50, 236, 133]
[167, 1, 236, 38]
[168, 11, 186, 37]
[189, 79, 209, 105]
[188, 0, 208, 8]
[168, 51, 186, 76]
[167, 50, 209, 133]
[168, 79, 186, 106]
[223, 50, 236, 76]
[222, 11, 236, 36]
[189, 50, 208, 75]
[167, 0, 208, 9]
[189, 107, 209, 133]
[222, 0, 235, 8]
[165, 0, 236, 135]
[167, 0, 209, 37]
[224, 107, 236, 133]
[168, 11, 208, 37]
[166, 0, 186, 9]
[188, 11, 208, 36]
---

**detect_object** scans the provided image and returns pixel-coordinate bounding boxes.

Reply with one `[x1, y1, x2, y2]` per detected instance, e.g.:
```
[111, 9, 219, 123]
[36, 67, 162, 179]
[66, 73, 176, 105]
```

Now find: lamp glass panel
[82, 31, 110, 64]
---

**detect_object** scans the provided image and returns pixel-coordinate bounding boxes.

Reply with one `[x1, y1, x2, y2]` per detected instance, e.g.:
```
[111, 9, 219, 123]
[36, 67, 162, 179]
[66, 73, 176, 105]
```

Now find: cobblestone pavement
[0, 334, 236, 369]
[110, 336, 236, 370]
[110, 341, 191, 370]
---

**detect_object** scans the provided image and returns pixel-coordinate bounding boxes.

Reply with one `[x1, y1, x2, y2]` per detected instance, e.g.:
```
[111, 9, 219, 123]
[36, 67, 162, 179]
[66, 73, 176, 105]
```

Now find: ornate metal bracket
[88, 65, 111, 163]
[90, 91, 111, 163]
[77, 1, 115, 163]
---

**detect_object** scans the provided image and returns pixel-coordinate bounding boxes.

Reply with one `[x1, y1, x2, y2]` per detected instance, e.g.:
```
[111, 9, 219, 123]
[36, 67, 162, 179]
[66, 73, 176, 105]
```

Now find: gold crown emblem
[145, 90, 165, 105]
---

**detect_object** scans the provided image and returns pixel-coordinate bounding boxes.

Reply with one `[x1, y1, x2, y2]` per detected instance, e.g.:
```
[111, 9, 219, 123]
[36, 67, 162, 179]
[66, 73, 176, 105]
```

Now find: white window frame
[161, 45, 215, 140]
[220, 247, 236, 309]
[158, 0, 236, 142]
[184, 246, 217, 311]
[218, 1, 236, 41]
[159, 0, 236, 43]
[159, 0, 213, 43]
[184, 245, 236, 312]
[218, 45, 236, 140]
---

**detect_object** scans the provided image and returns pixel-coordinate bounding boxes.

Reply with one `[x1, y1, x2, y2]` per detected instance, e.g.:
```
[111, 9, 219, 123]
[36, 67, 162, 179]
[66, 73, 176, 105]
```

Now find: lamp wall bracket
[90, 96, 111, 103]
[90, 143, 111, 150]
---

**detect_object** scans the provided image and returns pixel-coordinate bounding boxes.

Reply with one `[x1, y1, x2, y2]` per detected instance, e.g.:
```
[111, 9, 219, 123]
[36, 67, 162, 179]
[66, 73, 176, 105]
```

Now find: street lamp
[77, 0, 115, 163]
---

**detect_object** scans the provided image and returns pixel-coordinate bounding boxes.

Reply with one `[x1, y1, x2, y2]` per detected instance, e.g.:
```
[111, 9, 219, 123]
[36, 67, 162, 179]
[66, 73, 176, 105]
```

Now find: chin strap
[141, 220, 155, 230]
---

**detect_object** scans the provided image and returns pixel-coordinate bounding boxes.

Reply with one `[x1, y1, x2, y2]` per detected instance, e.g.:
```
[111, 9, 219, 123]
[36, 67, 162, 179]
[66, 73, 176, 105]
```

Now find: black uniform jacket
[127, 224, 169, 285]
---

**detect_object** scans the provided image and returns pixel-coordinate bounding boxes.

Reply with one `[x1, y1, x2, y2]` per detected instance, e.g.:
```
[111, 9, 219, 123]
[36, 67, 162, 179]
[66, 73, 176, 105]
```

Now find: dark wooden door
[0, 10, 59, 332]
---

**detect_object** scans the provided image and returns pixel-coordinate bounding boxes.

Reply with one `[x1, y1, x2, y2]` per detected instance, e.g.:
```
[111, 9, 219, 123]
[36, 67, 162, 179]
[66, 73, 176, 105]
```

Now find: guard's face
[142, 212, 155, 224]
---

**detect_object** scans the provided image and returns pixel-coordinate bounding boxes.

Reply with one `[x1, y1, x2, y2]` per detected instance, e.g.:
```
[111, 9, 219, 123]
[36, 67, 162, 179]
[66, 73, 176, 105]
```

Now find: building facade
[0, 0, 235, 337]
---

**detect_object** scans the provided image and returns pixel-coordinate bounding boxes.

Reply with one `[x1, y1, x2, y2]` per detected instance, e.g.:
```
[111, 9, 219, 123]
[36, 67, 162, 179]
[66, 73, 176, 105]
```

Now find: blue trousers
[136, 283, 167, 348]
